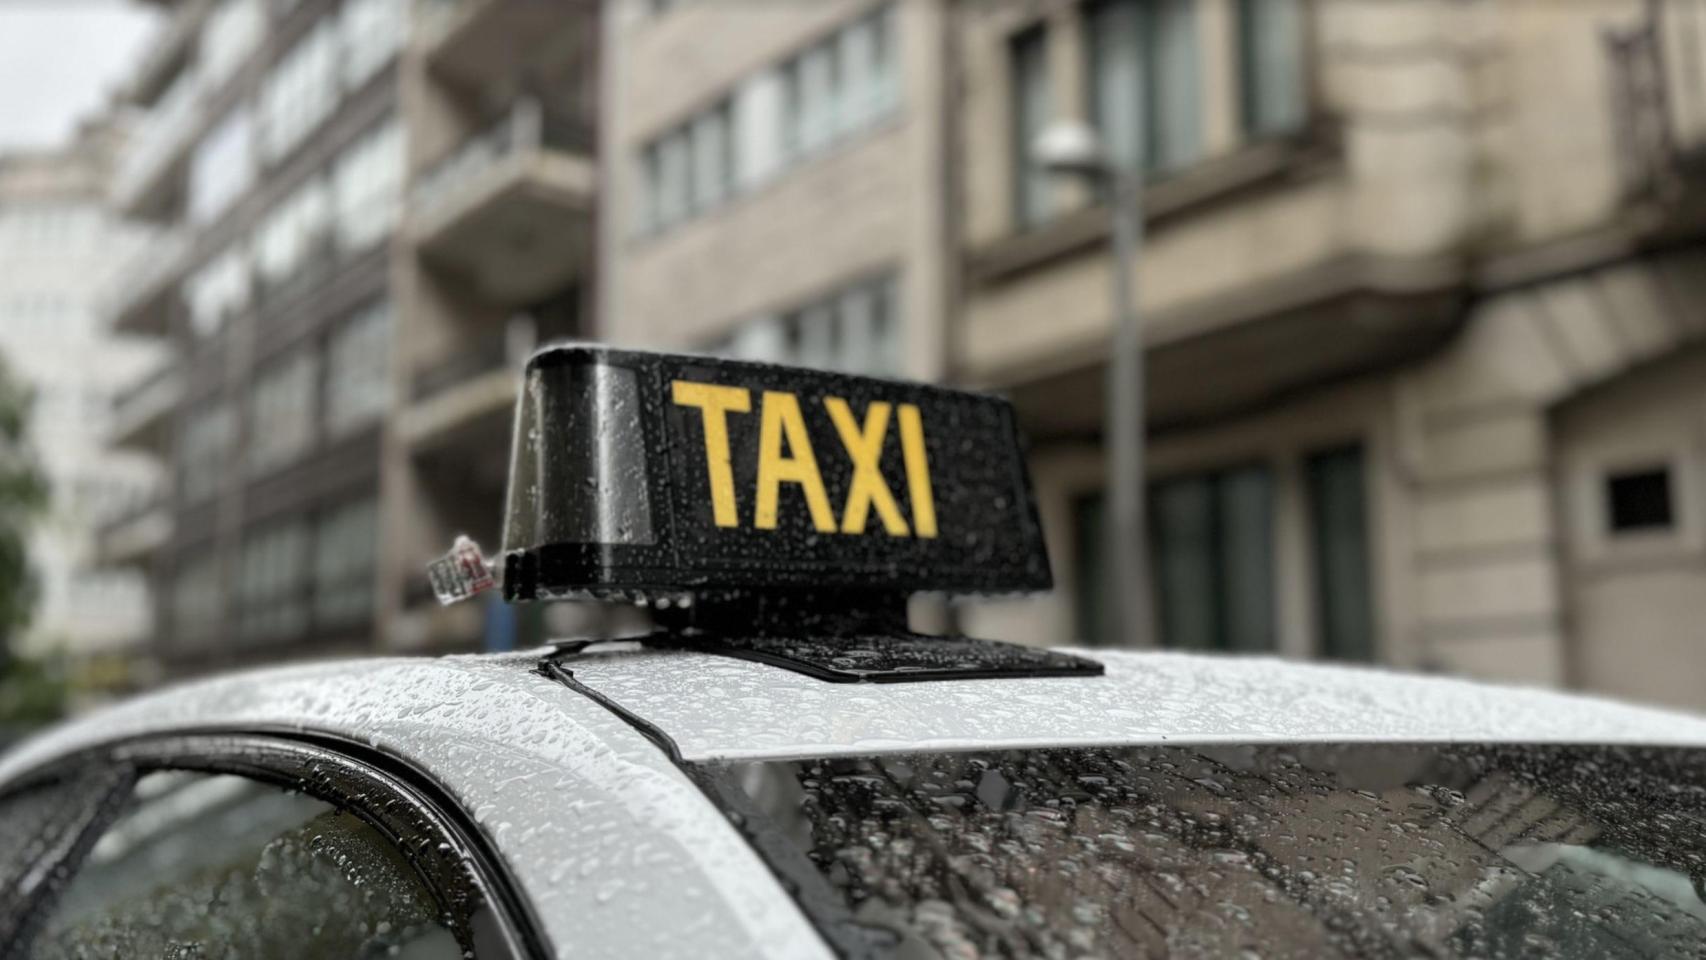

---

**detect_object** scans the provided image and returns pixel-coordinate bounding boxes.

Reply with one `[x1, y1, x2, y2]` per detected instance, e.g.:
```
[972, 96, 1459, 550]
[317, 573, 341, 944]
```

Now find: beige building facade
[607, 0, 1706, 712]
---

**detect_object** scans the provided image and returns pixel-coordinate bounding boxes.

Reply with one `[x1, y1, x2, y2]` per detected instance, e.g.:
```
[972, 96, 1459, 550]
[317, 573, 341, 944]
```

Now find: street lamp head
[1033, 120, 1111, 180]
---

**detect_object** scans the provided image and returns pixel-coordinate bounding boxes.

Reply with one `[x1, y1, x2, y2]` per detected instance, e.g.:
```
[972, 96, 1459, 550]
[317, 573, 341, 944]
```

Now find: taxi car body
[4, 645, 1706, 958]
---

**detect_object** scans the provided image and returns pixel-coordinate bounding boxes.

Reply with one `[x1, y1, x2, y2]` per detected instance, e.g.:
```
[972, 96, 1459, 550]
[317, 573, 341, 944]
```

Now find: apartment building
[99, 0, 409, 676]
[97, 0, 598, 674]
[0, 122, 159, 675]
[605, 0, 1706, 712]
[600, 0, 953, 381]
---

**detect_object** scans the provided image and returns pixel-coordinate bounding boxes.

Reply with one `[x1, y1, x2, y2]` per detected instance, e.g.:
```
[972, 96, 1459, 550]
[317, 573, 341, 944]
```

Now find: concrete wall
[1554, 346, 1706, 712]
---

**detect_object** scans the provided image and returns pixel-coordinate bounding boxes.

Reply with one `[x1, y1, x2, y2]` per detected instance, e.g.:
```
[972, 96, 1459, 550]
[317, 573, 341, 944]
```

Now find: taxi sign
[499, 346, 1052, 601]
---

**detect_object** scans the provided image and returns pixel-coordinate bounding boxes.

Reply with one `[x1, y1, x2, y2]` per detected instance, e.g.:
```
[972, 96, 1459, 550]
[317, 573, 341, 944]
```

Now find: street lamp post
[1034, 121, 1156, 649]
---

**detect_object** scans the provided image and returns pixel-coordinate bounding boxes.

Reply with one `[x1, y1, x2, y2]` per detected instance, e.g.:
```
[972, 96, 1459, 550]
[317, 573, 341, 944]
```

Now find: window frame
[1569, 441, 1705, 568]
[0, 732, 543, 959]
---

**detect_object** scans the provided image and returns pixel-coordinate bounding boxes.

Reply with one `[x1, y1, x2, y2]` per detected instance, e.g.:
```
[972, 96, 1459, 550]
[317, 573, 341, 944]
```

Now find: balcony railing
[100, 228, 190, 335]
[1607, 4, 1706, 200]
[413, 99, 594, 222]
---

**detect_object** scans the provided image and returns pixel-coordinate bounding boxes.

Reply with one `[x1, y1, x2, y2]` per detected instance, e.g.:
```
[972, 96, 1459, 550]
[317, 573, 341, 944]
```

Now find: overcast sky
[0, 0, 160, 150]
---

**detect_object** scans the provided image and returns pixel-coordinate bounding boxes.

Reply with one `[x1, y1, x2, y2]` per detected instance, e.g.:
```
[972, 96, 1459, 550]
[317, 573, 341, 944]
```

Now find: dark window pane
[0, 769, 133, 949]
[1309, 444, 1375, 661]
[1153, 475, 1218, 649]
[1009, 26, 1052, 226]
[1217, 466, 1275, 651]
[1238, 0, 1307, 136]
[716, 744, 1706, 959]
[1606, 467, 1674, 533]
[27, 771, 462, 960]
[1072, 492, 1108, 646]
[1077, 465, 1276, 651]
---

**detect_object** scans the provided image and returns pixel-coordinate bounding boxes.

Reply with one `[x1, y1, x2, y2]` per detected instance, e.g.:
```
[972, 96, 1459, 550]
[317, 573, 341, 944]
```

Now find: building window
[260, 18, 339, 163]
[332, 117, 404, 253]
[1152, 465, 1275, 652]
[201, 0, 265, 89]
[255, 176, 331, 291]
[189, 107, 256, 225]
[713, 273, 900, 377]
[689, 100, 734, 213]
[340, 0, 407, 92]
[1073, 492, 1109, 646]
[248, 349, 318, 472]
[1237, 0, 1306, 137]
[314, 498, 377, 629]
[1605, 465, 1675, 533]
[638, 5, 895, 235]
[325, 299, 391, 436]
[1085, 0, 1203, 175]
[238, 520, 310, 643]
[642, 127, 691, 231]
[178, 402, 234, 503]
[185, 245, 252, 337]
[780, 6, 898, 163]
[1010, 25, 1053, 227]
[1308, 445, 1375, 661]
[1074, 465, 1276, 650]
[171, 552, 224, 648]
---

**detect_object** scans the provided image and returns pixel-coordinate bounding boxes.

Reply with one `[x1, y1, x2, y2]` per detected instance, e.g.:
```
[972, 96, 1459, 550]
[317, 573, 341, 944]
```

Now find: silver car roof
[5, 645, 1706, 958]
[564, 646, 1706, 760]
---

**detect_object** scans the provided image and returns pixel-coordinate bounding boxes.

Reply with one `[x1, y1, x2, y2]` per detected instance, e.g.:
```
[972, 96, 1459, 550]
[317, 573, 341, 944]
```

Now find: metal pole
[1104, 171, 1157, 648]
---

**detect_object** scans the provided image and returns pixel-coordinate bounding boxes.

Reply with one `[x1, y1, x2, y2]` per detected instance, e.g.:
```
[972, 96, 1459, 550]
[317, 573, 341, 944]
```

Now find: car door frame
[0, 729, 548, 959]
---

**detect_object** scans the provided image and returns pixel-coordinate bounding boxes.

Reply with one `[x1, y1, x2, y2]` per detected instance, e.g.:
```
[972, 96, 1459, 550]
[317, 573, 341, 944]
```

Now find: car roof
[564, 645, 1706, 760]
[5, 645, 1706, 959]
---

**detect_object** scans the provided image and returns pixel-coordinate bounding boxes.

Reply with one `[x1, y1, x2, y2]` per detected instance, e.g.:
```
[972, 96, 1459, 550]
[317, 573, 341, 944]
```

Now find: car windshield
[706, 743, 1706, 959]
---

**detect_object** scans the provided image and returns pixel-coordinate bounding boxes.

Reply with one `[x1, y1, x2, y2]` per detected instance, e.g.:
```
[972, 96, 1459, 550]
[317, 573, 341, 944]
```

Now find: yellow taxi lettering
[824, 397, 910, 536]
[671, 380, 750, 528]
[898, 403, 938, 538]
[754, 391, 837, 533]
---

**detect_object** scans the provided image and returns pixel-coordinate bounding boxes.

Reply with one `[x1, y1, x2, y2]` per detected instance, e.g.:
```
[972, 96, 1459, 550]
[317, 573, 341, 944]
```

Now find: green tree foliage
[0, 353, 53, 729]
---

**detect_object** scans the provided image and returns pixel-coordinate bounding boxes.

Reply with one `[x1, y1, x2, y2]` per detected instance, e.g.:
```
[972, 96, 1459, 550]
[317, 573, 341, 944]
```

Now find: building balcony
[109, 359, 184, 454]
[409, 100, 595, 305]
[101, 228, 189, 337]
[1607, 8, 1706, 206]
[418, 0, 591, 93]
[97, 497, 174, 570]
[112, 66, 203, 220]
[402, 323, 532, 455]
[125, 0, 210, 108]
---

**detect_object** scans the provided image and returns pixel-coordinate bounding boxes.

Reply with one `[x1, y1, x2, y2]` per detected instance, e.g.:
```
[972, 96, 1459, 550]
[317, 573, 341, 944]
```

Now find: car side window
[0, 766, 134, 954]
[25, 769, 465, 960]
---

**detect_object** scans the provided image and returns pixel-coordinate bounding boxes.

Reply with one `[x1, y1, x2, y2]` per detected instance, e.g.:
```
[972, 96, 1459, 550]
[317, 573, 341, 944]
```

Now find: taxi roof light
[498, 346, 1053, 603]
[439, 345, 1101, 681]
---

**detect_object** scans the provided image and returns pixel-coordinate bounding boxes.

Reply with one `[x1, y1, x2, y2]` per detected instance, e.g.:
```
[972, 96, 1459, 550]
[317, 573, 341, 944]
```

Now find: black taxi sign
[499, 346, 1052, 601]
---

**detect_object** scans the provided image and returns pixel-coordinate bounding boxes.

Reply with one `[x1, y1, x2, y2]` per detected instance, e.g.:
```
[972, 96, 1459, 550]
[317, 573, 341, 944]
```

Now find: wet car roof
[6, 645, 1706, 960]
[561, 646, 1706, 761]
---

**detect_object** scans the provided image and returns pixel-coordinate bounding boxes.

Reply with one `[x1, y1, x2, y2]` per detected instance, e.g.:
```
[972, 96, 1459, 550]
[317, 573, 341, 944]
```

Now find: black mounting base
[555, 590, 1107, 684]
[648, 630, 1105, 683]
